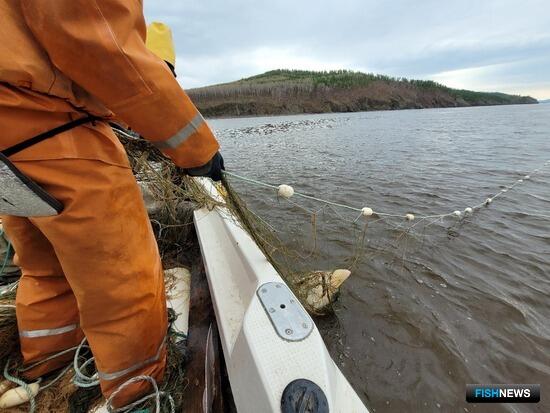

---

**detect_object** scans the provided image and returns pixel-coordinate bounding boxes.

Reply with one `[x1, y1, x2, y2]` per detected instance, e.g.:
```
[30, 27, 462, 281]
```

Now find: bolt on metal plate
[257, 282, 314, 342]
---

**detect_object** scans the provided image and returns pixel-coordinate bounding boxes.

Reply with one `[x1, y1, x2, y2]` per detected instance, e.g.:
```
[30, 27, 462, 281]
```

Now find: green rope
[3, 350, 77, 413]
[3, 358, 40, 413]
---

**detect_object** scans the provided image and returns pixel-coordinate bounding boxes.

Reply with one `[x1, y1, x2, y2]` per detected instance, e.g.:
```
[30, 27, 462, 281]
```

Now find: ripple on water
[211, 105, 550, 412]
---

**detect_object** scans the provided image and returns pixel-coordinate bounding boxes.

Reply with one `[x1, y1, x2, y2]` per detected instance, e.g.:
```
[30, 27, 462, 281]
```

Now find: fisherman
[0, 1, 222, 407]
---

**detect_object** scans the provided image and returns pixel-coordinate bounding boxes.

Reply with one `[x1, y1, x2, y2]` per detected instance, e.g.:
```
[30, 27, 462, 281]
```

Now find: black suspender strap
[1, 115, 98, 157]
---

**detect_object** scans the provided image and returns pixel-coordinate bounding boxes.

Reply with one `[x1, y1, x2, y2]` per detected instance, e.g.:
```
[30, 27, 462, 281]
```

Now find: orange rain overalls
[0, 0, 219, 406]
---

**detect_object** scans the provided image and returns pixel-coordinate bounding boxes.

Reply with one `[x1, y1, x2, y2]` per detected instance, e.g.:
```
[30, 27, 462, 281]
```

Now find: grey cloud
[144, 0, 550, 98]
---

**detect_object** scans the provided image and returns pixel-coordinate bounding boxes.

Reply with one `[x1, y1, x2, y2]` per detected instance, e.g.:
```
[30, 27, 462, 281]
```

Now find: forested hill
[187, 69, 537, 117]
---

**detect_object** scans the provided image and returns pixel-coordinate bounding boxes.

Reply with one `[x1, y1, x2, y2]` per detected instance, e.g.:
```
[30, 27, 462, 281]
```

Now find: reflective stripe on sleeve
[19, 323, 79, 338]
[97, 336, 166, 381]
[153, 113, 205, 150]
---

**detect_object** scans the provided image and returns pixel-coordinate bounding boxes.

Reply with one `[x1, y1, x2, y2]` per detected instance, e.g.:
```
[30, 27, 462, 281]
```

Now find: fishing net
[0, 131, 215, 413]
[0, 287, 189, 413]
[0, 127, 371, 412]
[119, 131, 371, 315]
[117, 131, 219, 262]
[0, 290, 18, 373]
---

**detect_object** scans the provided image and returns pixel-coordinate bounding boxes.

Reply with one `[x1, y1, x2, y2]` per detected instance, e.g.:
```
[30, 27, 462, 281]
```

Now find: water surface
[210, 104, 550, 413]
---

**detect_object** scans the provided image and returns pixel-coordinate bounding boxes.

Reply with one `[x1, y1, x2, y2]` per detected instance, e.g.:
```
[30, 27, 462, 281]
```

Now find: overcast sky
[144, 0, 549, 99]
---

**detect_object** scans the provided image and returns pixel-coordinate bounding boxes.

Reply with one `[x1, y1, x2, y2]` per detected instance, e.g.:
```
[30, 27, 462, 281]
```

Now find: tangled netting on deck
[0, 290, 17, 370]
[0, 284, 188, 413]
[0, 131, 199, 412]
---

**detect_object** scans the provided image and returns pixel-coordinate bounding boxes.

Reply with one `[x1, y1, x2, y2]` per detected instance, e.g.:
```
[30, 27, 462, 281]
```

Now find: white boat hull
[193, 178, 368, 413]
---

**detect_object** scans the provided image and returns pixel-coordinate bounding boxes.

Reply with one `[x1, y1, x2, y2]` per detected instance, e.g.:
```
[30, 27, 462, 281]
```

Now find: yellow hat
[146, 22, 176, 68]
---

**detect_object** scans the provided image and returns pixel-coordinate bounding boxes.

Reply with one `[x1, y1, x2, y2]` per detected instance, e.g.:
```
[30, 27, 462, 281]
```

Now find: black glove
[185, 152, 225, 181]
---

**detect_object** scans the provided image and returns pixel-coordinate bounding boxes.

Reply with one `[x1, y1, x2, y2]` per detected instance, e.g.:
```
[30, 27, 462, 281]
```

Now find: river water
[210, 104, 550, 413]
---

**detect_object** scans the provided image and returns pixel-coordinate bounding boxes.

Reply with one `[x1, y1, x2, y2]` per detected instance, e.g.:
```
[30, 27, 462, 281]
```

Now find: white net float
[277, 184, 294, 199]
[361, 207, 374, 217]
[0, 382, 39, 409]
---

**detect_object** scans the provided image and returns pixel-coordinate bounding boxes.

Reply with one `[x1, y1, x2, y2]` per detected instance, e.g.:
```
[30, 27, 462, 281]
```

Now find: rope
[18, 345, 80, 375]
[225, 171, 366, 213]
[71, 333, 180, 412]
[224, 159, 550, 221]
[3, 359, 40, 413]
[3, 347, 174, 413]
[72, 338, 100, 388]
[2, 334, 176, 412]
[2, 336, 174, 411]
[1, 345, 79, 413]
[1, 343, 88, 412]
[106, 375, 175, 413]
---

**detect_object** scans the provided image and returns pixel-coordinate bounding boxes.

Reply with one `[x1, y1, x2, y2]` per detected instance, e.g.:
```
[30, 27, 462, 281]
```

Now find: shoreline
[201, 101, 539, 120]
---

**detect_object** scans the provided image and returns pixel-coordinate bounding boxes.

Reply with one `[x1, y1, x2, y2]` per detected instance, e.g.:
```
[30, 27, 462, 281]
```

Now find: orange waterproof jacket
[0, 0, 219, 168]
